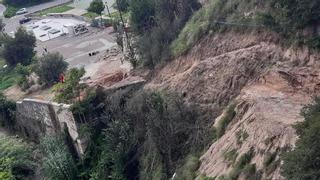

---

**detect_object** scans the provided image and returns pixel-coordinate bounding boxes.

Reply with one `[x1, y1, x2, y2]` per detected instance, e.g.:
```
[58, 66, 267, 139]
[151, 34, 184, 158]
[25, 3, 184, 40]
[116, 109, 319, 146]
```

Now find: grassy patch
[236, 130, 249, 145]
[216, 103, 237, 138]
[82, 12, 99, 19]
[263, 152, 277, 168]
[227, 148, 255, 180]
[3, 6, 19, 18]
[36, 4, 74, 16]
[198, 174, 215, 180]
[223, 149, 238, 164]
[0, 60, 20, 91]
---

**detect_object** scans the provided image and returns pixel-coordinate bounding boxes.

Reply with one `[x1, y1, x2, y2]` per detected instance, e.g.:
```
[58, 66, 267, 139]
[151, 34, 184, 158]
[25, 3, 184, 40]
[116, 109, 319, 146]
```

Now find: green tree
[282, 97, 320, 179]
[3, 27, 36, 66]
[88, 0, 105, 17]
[36, 52, 68, 86]
[272, 0, 320, 30]
[130, 0, 155, 34]
[116, 0, 130, 12]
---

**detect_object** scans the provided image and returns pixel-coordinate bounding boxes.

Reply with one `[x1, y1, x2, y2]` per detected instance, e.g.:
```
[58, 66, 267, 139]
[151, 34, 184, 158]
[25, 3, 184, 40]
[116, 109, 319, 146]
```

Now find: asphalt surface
[1, 0, 71, 33]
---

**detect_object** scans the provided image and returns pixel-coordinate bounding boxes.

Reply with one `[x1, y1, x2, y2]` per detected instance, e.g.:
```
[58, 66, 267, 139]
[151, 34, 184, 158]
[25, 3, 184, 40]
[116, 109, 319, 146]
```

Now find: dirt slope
[147, 30, 320, 179]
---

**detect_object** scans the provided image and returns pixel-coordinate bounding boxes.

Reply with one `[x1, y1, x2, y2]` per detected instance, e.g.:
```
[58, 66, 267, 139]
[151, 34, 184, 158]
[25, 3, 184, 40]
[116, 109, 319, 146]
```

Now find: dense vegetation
[0, 136, 36, 180]
[172, 0, 320, 56]
[65, 88, 212, 180]
[282, 98, 320, 180]
[129, 0, 201, 68]
[0, 93, 16, 130]
[53, 68, 86, 103]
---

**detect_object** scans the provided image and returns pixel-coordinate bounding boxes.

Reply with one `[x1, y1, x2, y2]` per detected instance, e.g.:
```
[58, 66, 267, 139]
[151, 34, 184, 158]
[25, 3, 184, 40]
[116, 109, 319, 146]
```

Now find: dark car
[19, 17, 31, 24]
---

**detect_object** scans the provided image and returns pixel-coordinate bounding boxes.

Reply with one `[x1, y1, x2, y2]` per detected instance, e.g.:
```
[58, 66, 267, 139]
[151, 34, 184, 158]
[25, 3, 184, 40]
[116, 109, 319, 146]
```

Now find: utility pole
[105, 1, 111, 17]
[115, 0, 135, 66]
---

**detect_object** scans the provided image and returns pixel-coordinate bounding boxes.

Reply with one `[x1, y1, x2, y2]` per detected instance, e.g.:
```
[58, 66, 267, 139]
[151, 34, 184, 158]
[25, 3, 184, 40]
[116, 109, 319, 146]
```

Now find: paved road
[2, 0, 72, 33]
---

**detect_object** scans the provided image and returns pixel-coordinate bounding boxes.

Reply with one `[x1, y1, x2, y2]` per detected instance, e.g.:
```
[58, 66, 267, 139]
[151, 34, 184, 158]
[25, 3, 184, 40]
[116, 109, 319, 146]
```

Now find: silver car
[16, 8, 28, 15]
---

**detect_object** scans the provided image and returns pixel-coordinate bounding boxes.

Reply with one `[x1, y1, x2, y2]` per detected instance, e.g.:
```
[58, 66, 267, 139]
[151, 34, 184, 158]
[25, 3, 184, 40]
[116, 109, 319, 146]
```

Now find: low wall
[16, 99, 86, 156]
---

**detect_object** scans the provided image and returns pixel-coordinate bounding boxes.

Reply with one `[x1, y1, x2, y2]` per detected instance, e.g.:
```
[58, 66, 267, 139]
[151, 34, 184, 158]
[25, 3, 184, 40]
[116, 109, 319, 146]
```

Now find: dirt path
[0, 126, 10, 137]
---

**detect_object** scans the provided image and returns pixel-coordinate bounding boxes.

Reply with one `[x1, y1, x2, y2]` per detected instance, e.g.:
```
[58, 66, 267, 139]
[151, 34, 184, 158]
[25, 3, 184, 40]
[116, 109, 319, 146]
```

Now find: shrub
[228, 148, 255, 180]
[282, 97, 320, 179]
[175, 155, 200, 180]
[236, 130, 249, 145]
[53, 68, 86, 103]
[223, 149, 238, 164]
[0, 136, 36, 179]
[36, 52, 68, 86]
[3, 6, 19, 18]
[263, 152, 277, 168]
[242, 164, 257, 180]
[216, 103, 236, 138]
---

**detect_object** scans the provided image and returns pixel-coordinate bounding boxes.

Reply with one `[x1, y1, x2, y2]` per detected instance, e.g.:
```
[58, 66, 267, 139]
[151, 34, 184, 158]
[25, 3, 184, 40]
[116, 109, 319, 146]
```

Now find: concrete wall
[16, 99, 86, 156]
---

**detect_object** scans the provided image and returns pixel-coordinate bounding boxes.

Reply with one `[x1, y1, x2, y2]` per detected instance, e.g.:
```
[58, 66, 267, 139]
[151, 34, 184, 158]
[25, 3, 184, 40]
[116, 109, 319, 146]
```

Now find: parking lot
[35, 26, 116, 69]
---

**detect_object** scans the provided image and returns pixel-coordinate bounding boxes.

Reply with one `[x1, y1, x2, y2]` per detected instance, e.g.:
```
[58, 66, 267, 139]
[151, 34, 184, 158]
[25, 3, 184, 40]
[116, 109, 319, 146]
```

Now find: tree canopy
[87, 0, 105, 15]
[130, 0, 201, 67]
[115, 0, 130, 12]
[36, 52, 68, 86]
[3, 27, 36, 66]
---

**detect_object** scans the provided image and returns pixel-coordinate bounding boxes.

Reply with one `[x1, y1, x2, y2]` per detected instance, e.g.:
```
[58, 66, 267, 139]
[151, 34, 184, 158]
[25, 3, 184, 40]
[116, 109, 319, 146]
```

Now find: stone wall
[15, 98, 86, 156]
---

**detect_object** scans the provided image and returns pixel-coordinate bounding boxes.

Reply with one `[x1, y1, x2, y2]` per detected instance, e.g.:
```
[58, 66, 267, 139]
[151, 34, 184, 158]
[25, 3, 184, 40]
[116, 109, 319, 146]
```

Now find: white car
[16, 8, 28, 15]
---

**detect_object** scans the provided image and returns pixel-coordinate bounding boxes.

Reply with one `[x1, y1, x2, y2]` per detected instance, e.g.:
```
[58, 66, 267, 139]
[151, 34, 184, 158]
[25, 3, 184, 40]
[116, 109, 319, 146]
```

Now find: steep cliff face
[147, 30, 320, 179]
[147, 31, 281, 115]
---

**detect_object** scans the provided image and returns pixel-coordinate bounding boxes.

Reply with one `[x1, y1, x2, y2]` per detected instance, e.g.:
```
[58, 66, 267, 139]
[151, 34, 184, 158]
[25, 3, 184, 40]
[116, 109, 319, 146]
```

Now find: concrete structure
[16, 98, 86, 156]
[26, 17, 88, 41]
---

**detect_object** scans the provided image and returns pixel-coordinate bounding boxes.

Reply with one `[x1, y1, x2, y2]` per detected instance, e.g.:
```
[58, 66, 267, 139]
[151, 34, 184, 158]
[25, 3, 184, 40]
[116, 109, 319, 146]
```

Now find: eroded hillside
[147, 29, 320, 179]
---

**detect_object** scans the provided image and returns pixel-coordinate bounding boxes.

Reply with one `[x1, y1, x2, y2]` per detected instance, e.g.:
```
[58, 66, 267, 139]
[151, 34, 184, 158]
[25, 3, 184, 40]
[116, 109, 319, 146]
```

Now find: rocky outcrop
[15, 98, 86, 157]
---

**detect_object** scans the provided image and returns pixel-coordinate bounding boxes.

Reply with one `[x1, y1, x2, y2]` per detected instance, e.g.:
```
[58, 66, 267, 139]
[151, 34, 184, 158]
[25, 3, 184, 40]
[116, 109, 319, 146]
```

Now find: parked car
[16, 8, 28, 15]
[19, 17, 31, 24]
